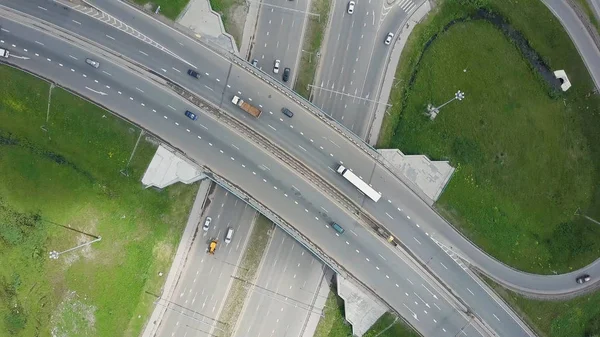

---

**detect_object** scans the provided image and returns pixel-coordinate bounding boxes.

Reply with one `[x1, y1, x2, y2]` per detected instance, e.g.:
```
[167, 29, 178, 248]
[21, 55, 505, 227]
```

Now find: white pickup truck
[0, 48, 9, 58]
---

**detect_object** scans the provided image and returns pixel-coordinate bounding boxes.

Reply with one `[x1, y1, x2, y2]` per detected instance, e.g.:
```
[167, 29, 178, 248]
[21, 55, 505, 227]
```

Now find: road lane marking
[167, 105, 176, 111]
[440, 262, 448, 269]
[136, 87, 144, 93]
[171, 67, 181, 72]
[378, 254, 387, 261]
[35, 41, 45, 46]
[102, 70, 112, 76]
[72, 20, 82, 25]
[414, 237, 422, 245]
[385, 212, 393, 219]
[105, 34, 115, 40]
[467, 288, 475, 295]
[68, 55, 78, 60]
[298, 145, 307, 152]
[268, 124, 277, 131]
[493, 314, 500, 321]
[37, 6, 48, 11]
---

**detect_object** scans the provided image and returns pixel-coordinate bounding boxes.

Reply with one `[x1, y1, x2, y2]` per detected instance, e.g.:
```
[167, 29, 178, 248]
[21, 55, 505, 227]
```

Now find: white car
[384, 32, 394, 45]
[347, 1, 355, 14]
[273, 59, 280, 74]
[202, 217, 212, 231]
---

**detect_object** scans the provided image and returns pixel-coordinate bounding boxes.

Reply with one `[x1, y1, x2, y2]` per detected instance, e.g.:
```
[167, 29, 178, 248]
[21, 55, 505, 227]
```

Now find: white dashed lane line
[105, 34, 115, 40]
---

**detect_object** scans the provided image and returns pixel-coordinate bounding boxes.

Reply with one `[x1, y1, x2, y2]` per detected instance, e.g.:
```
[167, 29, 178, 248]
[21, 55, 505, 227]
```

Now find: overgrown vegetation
[378, 0, 600, 275]
[294, 0, 331, 99]
[0, 65, 197, 336]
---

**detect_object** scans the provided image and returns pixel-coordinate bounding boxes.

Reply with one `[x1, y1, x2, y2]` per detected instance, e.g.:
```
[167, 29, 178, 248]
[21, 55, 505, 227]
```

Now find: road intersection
[1, 0, 599, 336]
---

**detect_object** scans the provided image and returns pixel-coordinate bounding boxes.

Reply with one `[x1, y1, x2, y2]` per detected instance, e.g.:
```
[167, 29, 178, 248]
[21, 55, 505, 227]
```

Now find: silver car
[85, 58, 100, 68]
[384, 32, 394, 45]
[202, 217, 212, 231]
[273, 59, 280, 74]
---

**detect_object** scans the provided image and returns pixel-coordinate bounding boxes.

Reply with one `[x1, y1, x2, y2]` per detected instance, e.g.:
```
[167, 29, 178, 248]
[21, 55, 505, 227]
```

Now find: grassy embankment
[379, 0, 600, 276]
[314, 291, 420, 337]
[132, 0, 190, 20]
[378, 0, 600, 336]
[294, 0, 331, 99]
[0, 66, 197, 336]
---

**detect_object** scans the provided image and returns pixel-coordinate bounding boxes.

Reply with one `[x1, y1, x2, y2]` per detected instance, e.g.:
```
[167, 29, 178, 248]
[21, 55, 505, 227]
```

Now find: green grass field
[0, 66, 197, 336]
[378, 0, 600, 275]
[132, 0, 190, 20]
[487, 278, 600, 337]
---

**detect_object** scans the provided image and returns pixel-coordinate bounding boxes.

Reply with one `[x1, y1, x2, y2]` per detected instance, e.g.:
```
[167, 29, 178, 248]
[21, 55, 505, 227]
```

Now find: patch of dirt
[50, 290, 97, 337]
[226, 3, 247, 48]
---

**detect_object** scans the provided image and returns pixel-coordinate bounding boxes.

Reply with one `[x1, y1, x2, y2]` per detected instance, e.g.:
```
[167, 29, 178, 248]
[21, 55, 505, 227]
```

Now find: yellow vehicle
[208, 240, 218, 254]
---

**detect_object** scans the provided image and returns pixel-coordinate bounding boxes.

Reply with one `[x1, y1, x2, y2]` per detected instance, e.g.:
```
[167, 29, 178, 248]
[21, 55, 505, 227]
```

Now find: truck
[0, 48, 9, 58]
[208, 239, 218, 254]
[232, 95, 261, 118]
[336, 165, 382, 202]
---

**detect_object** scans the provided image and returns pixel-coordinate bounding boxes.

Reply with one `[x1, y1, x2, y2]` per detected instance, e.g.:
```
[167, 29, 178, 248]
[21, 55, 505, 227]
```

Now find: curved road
[1, 0, 599, 334]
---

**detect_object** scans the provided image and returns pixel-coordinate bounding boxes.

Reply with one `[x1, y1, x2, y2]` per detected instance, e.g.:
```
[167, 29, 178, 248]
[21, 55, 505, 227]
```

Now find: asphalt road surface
[0, 16, 496, 337]
[249, 0, 310, 86]
[312, 0, 421, 137]
[156, 187, 257, 337]
[234, 228, 325, 337]
[4, 0, 600, 335]
[3, 5, 526, 336]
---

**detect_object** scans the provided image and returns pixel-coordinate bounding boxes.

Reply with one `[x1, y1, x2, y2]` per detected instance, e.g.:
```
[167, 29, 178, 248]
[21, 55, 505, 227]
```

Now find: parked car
[281, 107, 294, 118]
[384, 32, 394, 45]
[273, 59, 280, 74]
[282, 67, 290, 82]
[576, 274, 591, 284]
[251, 59, 258, 67]
[187, 69, 200, 79]
[202, 217, 212, 231]
[85, 58, 100, 68]
[185, 110, 198, 121]
[347, 1, 355, 14]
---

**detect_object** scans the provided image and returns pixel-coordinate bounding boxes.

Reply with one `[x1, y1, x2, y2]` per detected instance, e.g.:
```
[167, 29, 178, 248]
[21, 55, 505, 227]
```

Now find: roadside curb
[141, 179, 213, 337]
[366, 0, 431, 146]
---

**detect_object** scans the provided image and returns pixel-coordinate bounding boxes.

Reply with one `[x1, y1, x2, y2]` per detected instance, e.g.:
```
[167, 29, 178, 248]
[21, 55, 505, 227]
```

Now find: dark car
[576, 274, 591, 284]
[331, 222, 345, 234]
[184, 110, 198, 121]
[187, 69, 200, 79]
[281, 107, 294, 118]
[282, 67, 290, 82]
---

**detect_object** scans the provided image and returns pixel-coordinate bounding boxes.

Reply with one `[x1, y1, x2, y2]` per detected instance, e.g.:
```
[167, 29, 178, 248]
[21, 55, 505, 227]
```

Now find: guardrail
[1, 7, 500, 335]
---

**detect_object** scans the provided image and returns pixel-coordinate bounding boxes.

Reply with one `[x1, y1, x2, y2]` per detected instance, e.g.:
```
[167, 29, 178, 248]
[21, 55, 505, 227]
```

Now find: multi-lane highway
[234, 228, 325, 337]
[2, 0, 599, 335]
[313, 0, 420, 136]
[0, 9, 500, 336]
[156, 187, 256, 336]
[250, 0, 310, 86]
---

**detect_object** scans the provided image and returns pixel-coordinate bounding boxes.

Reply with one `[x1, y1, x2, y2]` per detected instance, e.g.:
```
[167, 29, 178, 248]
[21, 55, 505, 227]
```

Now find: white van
[224, 227, 234, 244]
[0, 48, 9, 58]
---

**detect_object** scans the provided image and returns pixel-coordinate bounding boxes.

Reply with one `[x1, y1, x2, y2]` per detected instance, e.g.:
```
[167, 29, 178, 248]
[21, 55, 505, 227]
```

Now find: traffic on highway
[1, 0, 599, 336]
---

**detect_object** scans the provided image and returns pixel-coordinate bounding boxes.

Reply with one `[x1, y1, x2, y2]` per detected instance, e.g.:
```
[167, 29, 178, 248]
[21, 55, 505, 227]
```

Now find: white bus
[336, 165, 382, 202]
